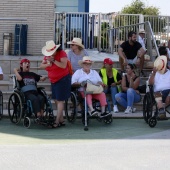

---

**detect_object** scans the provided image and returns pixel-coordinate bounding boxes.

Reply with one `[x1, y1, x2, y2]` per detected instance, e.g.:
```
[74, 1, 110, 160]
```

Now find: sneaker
[158, 108, 167, 119]
[140, 70, 146, 77]
[132, 107, 136, 113]
[124, 106, 133, 114]
[89, 110, 98, 116]
[100, 112, 111, 118]
[113, 105, 119, 113]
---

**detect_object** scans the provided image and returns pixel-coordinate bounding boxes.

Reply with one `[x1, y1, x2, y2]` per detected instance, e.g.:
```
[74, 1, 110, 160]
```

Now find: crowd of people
[1, 29, 170, 127]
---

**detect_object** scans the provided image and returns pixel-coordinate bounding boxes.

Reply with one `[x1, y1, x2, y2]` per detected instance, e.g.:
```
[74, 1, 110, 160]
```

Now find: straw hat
[139, 29, 145, 34]
[78, 56, 94, 66]
[42, 40, 60, 56]
[67, 38, 84, 48]
[154, 55, 167, 74]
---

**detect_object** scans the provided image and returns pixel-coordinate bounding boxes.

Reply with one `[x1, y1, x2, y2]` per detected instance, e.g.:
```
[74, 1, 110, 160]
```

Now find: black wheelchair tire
[65, 92, 77, 122]
[0, 91, 3, 119]
[8, 92, 23, 124]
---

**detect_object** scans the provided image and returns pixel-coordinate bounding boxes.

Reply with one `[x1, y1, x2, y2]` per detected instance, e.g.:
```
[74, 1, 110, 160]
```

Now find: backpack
[67, 60, 73, 75]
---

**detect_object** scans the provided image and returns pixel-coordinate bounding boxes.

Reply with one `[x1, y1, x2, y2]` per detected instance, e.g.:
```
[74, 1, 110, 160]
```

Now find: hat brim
[42, 44, 60, 56]
[78, 60, 94, 66]
[67, 41, 84, 49]
[154, 55, 167, 74]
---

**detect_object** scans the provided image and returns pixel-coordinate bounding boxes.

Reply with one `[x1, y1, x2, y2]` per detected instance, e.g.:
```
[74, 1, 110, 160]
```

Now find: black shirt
[18, 72, 41, 89]
[120, 41, 142, 59]
[99, 71, 122, 87]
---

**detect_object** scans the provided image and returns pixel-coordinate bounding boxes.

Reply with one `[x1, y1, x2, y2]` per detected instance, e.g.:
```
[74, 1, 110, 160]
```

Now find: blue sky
[90, 0, 170, 15]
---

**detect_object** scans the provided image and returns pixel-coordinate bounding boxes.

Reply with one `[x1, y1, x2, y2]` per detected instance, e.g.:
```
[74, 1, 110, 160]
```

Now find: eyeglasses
[70, 44, 76, 46]
[83, 63, 91, 65]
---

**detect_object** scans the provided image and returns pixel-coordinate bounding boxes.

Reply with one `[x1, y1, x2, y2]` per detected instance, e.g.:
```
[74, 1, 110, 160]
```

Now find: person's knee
[115, 93, 120, 101]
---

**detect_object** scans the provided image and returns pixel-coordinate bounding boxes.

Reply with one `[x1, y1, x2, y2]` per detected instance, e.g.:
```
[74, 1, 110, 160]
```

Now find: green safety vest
[100, 68, 121, 92]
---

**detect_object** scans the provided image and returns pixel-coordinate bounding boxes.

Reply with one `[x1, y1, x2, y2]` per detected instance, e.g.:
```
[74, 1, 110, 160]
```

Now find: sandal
[59, 121, 66, 126]
[52, 123, 61, 128]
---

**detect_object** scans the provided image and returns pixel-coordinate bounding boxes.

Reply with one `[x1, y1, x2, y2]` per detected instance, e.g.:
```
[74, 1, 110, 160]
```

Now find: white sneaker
[132, 107, 136, 113]
[124, 106, 132, 114]
[113, 105, 119, 113]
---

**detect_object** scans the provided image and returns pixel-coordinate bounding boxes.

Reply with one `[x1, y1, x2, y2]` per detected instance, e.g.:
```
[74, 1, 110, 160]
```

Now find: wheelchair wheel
[23, 117, 31, 128]
[143, 93, 155, 123]
[65, 92, 77, 122]
[103, 115, 113, 124]
[148, 117, 157, 128]
[8, 92, 23, 124]
[0, 91, 3, 119]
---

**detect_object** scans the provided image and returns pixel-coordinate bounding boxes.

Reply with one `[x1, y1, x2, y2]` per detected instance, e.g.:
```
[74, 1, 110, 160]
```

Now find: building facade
[0, 0, 89, 55]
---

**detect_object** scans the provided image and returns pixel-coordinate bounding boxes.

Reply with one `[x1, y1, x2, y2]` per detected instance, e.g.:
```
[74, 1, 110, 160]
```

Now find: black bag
[138, 84, 146, 93]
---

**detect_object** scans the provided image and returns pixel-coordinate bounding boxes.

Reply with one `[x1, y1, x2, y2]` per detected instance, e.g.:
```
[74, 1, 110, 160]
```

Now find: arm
[129, 76, 140, 90]
[53, 57, 67, 68]
[149, 68, 157, 85]
[14, 68, 22, 81]
[121, 75, 128, 92]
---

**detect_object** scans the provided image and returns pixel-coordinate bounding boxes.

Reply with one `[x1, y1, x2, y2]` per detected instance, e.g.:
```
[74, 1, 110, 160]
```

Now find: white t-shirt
[154, 70, 170, 92]
[72, 69, 102, 91]
[138, 36, 146, 51]
[0, 67, 3, 74]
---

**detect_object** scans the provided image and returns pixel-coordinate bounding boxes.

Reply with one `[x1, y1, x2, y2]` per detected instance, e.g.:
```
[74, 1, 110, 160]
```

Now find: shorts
[162, 89, 170, 103]
[51, 74, 71, 101]
[127, 56, 137, 64]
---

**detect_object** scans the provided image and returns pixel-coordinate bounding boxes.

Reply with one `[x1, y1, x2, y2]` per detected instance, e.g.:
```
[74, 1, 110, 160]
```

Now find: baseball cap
[20, 59, 30, 64]
[104, 58, 114, 65]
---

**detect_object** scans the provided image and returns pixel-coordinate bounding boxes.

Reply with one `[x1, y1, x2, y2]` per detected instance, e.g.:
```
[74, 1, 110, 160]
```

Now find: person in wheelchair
[149, 55, 170, 119]
[99, 58, 122, 113]
[14, 58, 46, 122]
[115, 63, 141, 114]
[71, 56, 110, 118]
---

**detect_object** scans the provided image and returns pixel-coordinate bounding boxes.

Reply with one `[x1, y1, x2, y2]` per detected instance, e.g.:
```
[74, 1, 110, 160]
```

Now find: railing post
[98, 13, 102, 52]
[139, 14, 144, 29]
[61, 13, 66, 50]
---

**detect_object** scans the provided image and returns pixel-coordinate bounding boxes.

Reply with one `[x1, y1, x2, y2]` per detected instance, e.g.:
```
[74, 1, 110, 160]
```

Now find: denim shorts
[51, 74, 71, 101]
[161, 89, 170, 102]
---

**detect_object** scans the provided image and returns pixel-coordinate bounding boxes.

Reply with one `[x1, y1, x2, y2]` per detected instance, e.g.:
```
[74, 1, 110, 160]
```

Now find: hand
[111, 83, 117, 87]
[152, 67, 157, 74]
[14, 68, 20, 72]
[41, 76, 46, 81]
[123, 59, 128, 66]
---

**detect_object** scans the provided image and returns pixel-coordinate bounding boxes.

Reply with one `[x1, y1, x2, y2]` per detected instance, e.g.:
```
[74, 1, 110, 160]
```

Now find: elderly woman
[40, 40, 71, 128]
[99, 58, 122, 113]
[149, 55, 170, 119]
[115, 63, 141, 114]
[72, 56, 110, 117]
[67, 37, 88, 72]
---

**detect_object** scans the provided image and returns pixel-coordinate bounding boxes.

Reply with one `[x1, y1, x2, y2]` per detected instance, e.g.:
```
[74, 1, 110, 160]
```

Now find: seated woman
[149, 55, 170, 119]
[71, 56, 110, 117]
[14, 59, 46, 121]
[115, 63, 141, 114]
[67, 37, 88, 72]
[99, 58, 122, 113]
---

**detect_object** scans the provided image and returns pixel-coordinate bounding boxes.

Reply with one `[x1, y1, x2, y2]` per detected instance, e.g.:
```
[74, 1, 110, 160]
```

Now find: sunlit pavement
[0, 118, 170, 170]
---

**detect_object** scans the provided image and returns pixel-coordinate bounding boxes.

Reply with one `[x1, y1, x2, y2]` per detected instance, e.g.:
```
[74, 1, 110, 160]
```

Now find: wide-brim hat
[78, 56, 94, 66]
[42, 40, 60, 56]
[154, 55, 167, 74]
[67, 38, 84, 49]
[139, 28, 145, 34]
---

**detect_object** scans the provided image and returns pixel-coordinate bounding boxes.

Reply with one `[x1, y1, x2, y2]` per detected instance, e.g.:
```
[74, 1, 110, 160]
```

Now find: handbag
[86, 81, 103, 94]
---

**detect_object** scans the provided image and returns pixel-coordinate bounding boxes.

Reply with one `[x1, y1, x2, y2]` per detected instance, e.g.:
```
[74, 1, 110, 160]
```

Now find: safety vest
[100, 68, 121, 92]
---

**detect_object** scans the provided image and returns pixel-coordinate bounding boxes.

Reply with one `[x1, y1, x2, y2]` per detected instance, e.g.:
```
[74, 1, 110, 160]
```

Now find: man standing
[118, 31, 146, 76]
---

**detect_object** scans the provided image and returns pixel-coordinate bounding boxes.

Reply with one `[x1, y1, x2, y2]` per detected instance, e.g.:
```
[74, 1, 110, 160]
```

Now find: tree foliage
[121, 0, 159, 15]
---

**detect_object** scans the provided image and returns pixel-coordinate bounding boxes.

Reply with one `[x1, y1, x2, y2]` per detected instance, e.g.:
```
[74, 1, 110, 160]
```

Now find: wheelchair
[143, 85, 169, 128]
[0, 90, 3, 120]
[65, 84, 112, 131]
[8, 75, 55, 128]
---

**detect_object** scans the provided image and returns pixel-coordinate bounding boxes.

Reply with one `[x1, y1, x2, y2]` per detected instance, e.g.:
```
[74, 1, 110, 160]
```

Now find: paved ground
[1, 118, 170, 170]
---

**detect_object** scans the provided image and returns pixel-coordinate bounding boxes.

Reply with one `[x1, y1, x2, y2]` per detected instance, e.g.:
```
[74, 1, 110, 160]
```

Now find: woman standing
[99, 58, 122, 113]
[67, 37, 88, 72]
[40, 40, 71, 127]
[115, 64, 141, 114]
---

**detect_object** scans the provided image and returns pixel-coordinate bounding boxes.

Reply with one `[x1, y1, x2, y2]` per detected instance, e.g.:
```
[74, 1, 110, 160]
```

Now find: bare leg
[54, 100, 64, 125]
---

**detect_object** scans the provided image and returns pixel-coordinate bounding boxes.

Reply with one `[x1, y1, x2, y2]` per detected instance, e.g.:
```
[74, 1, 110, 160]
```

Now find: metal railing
[54, 12, 170, 54]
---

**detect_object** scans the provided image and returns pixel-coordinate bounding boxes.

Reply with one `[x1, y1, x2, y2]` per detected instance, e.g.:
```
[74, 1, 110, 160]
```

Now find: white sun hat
[42, 40, 60, 56]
